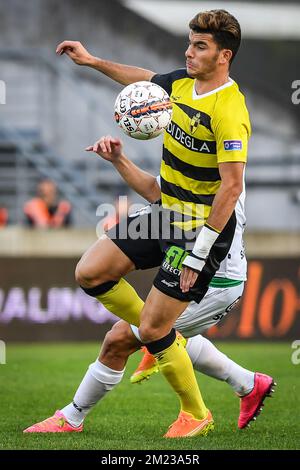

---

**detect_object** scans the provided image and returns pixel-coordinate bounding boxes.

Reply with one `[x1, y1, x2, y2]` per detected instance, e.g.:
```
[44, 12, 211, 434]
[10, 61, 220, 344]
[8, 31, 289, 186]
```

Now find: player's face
[185, 31, 224, 78]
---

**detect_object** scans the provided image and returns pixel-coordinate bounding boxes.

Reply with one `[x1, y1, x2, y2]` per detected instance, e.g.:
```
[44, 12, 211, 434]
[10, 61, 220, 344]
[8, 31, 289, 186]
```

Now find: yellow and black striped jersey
[151, 69, 251, 230]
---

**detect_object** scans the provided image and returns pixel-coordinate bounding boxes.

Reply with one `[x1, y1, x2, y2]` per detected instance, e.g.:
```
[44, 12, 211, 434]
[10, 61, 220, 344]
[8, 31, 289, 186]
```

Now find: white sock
[61, 360, 124, 427]
[186, 335, 255, 396]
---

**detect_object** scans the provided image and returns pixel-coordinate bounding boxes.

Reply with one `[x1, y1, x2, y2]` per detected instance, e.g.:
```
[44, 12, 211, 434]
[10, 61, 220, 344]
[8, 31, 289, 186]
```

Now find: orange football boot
[164, 409, 214, 438]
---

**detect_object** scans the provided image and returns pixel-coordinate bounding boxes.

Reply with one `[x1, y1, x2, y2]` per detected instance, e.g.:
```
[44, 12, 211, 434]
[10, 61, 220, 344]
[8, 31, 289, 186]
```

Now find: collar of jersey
[192, 78, 234, 100]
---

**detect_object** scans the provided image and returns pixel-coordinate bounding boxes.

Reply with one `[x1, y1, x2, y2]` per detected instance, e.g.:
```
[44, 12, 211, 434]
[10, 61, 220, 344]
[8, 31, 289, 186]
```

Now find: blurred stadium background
[0, 0, 300, 451]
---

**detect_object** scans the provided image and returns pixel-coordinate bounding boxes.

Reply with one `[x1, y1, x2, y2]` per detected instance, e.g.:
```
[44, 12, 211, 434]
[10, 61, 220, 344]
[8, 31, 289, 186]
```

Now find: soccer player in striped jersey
[23, 138, 275, 435]
[43, 9, 259, 438]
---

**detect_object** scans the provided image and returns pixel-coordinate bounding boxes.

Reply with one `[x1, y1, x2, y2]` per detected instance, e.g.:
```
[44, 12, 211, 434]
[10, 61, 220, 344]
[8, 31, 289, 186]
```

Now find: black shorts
[107, 203, 236, 303]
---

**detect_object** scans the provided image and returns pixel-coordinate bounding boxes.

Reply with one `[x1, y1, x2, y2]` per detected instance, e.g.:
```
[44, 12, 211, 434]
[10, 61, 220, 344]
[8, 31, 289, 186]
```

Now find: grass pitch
[0, 342, 299, 450]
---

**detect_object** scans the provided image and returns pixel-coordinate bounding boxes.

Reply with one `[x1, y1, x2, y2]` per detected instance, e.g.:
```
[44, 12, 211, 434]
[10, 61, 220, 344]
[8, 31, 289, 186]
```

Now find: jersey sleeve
[212, 102, 251, 164]
[151, 69, 189, 96]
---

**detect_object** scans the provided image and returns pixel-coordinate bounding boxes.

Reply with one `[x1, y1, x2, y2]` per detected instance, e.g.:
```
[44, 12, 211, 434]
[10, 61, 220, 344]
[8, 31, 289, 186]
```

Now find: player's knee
[75, 262, 86, 285]
[138, 324, 163, 344]
[101, 321, 139, 361]
[140, 328, 176, 354]
[75, 260, 104, 288]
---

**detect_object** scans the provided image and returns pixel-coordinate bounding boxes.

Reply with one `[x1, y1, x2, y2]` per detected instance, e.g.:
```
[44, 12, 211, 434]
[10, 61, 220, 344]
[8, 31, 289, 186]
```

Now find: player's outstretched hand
[85, 136, 123, 162]
[56, 40, 93, 66]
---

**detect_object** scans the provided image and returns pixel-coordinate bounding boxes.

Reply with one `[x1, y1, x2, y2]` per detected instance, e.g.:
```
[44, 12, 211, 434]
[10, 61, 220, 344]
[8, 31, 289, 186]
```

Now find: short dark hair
[189, 9, 241, 65]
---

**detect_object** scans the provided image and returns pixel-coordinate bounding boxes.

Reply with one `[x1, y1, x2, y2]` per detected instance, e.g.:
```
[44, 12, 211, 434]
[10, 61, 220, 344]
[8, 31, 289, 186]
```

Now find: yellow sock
[96, 278, 143, 327]
[154, 336, 207, 420]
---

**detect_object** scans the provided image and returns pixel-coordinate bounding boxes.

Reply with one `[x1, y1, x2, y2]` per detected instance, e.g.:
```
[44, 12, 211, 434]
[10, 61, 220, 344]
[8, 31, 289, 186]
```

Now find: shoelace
[38, 415, 65, 429]
[168, 414, 190, 430]
[178, 415, 191, 425]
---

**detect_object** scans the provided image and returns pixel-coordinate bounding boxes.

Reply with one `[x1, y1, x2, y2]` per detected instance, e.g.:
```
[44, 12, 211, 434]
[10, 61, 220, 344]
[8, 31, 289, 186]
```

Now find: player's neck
[194, 73, 230, 96]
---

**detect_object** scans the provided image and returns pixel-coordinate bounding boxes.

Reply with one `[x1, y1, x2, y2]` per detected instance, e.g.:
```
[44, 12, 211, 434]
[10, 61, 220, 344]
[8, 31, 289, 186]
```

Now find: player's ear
[219, 49, 232, 65]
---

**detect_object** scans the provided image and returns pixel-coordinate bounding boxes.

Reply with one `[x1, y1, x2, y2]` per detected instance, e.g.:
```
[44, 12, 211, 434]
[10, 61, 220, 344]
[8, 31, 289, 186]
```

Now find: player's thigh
[107, 210, 164, 270]
[139, 286, 189, 341]
[76, 235, 135, 285]
[175, 283, 244, 338]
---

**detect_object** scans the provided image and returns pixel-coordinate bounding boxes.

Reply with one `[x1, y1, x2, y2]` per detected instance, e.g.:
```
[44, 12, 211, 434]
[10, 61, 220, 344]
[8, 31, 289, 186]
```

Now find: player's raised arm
[56, 41, 155, 85]
[86, 136, 161, 202]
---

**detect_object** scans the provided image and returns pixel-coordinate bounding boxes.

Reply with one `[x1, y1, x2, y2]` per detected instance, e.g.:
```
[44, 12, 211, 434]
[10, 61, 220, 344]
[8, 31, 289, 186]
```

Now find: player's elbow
[145, 191, 160, 203]
[144, 181, 161, 203]
[223, 180, 243, 201]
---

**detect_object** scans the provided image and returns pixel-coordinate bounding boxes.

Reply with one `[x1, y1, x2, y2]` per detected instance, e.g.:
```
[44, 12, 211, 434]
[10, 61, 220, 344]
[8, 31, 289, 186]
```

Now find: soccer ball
[114, 81, 172, 140]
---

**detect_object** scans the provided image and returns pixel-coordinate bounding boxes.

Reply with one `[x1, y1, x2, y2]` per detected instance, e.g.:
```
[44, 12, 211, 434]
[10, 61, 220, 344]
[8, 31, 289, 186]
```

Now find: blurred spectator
[24, 180, 72, 228]
[0, 207, 8, 227]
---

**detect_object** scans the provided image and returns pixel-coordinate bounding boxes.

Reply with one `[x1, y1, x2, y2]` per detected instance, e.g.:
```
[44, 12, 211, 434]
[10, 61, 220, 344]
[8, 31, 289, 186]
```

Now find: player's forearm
[88, 57, 155, 85]
[206, 182, 242, 233]
[182, 183, 242, 271]
[113, 154, 160, 202]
